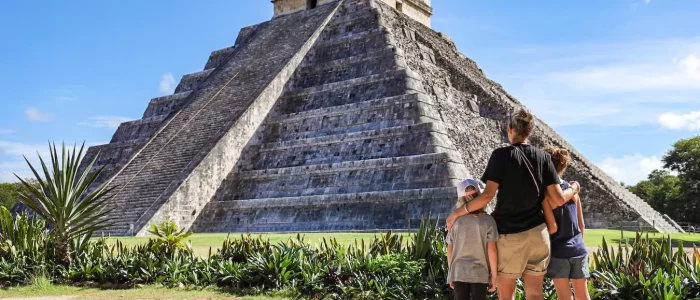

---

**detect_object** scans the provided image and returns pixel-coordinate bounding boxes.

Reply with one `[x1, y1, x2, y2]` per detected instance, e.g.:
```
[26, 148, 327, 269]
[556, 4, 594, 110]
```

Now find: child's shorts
[546, 255, 590, 279]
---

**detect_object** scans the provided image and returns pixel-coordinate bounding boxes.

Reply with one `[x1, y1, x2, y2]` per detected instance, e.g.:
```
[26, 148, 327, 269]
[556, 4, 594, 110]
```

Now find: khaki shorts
[496, 223, 551, 278]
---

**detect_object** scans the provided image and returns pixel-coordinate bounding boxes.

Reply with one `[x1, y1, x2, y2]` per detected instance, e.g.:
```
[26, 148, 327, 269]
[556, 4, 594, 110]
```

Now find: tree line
[628, 136, 700, 224]
[0, 179, 39, 209]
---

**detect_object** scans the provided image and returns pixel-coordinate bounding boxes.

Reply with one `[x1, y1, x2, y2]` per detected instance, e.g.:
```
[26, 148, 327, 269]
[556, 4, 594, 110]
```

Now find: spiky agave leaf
[13, 142, 115, 261]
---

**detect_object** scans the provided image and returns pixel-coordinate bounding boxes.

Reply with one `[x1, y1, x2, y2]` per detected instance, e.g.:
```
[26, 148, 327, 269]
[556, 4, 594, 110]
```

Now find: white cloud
[644, 0, 651, 4]
[0, 129, 13, 135]
[658, 110, 700, 130]
[497, 38, 700, 127]
[681, 54, 700, 78]
[25, 107, 53, 122]
[598, 154, 664, 185]
[550, 57, 700, 92]
[78, 116, 134, 129]
[159, 73, 176, 95]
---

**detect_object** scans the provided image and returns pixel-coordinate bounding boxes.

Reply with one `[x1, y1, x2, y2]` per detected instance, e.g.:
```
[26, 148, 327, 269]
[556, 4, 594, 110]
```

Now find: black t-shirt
[481, 143, 559, 234]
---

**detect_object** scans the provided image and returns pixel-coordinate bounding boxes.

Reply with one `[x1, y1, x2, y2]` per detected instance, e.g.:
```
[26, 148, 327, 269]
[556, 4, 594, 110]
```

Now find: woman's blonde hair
[508, 108, 535, 139]
[455, 186, 485, 214]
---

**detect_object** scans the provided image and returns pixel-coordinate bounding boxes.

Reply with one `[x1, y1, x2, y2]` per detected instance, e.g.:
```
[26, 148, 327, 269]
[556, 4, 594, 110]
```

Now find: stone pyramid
[76, 0, 681, 235]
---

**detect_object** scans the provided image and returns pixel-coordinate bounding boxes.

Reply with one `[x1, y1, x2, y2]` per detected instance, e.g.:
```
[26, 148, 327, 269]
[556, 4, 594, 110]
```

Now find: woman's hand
[450, 282, 455, 289]
[569, 181, 582, 194]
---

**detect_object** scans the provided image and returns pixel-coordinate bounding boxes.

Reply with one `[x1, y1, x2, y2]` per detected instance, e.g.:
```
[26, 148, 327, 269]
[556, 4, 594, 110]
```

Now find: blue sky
[0, 0, 698, 185]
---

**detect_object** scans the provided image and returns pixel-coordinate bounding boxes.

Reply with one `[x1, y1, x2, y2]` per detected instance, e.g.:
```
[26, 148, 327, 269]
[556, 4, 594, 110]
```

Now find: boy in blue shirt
[543, 147, 590, 300]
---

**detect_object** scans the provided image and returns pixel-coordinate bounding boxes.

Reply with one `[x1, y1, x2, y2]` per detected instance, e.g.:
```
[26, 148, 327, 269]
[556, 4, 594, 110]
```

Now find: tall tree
[663, 136, 700, 222]
[629, 169, 682, 220]
[0, 183, 18, 209]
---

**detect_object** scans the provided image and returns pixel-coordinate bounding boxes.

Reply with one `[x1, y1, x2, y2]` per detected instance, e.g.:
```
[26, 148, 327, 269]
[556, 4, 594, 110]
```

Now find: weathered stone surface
[38, 0, 677, 234]
[273, 0, 432, 28]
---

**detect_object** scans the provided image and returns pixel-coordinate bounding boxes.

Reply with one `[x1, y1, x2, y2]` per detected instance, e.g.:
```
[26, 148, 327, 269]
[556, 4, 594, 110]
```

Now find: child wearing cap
[447, 178, 498, 300]
[542, 146, 590, 300]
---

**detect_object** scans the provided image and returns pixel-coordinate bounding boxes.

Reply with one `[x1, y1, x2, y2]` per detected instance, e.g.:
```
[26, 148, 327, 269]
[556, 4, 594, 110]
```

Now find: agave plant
[146, 218, 193, 257]
[15, 142, 115, 266]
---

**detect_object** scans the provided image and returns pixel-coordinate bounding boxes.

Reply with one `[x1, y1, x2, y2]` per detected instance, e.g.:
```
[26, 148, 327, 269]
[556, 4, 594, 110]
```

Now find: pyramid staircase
[190, 0, 468, 232]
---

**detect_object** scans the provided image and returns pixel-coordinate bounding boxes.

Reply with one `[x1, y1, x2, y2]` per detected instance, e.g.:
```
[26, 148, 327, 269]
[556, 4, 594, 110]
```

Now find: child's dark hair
[543, 146, 570, 176]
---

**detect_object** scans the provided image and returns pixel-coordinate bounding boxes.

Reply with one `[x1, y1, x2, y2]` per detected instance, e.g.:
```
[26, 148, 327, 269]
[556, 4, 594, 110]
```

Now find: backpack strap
[512, 145, 540, 196]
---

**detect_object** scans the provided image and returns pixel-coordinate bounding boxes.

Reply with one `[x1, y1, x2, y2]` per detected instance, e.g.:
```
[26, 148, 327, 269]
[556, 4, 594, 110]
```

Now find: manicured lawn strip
[0, 284, 291, 299]
[582, 229, 700, 248]
[101, 230, 700, 256]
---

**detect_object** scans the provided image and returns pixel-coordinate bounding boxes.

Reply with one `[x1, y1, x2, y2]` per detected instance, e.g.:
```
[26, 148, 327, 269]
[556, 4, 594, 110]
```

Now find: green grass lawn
[100, 230, 700, 256]
[0, 284, 290, 299]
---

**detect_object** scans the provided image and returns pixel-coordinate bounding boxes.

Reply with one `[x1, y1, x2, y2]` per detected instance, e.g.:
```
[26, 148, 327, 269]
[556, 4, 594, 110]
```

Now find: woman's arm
[575, 194, 585, 237]
[446, 181, 499, 230]
[545, 181, 580, 208]
[543, 200, 558, 234]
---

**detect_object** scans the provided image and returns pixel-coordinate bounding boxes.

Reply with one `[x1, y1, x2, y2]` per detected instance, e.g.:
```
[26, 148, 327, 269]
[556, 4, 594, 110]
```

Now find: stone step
[174, 69, 215, 94]
[261, 93, 438, 142]
[204, 46, 236, 70]
[299, 45, 398, 68]
[219, 152, 462, 200]
[241, 123, 453, 171]
[88, 139, 146, 166]
[293, 47, 402, 89]
[142, 91, 192, 119]
[110, 115, 166, 143]
[277, 69, 423, 115]
[309, 28, 393, 63]
[320, 7, 381, 41]
[332, 0, 375, 20]
[192, 186, 456, 233]
[605, 183, 680, 232]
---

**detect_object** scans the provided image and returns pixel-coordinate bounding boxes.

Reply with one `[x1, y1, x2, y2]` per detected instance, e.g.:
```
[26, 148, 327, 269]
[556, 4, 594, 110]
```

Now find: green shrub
[146, 218, 193, 257]
[6, 215, 700, 298]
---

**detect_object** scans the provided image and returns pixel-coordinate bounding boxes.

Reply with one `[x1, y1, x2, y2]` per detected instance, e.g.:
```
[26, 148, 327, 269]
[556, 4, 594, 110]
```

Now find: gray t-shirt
[446, 214, 499, 284]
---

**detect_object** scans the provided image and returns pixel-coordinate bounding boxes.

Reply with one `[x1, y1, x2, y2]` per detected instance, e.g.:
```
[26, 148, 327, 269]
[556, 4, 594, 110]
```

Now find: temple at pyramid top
[272, 0, 432, 27]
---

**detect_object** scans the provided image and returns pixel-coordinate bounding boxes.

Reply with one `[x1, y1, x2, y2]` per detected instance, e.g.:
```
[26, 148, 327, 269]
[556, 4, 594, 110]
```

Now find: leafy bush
[591, 233, 700, 299]
[146, 218, 193, 257]
[5, 215, 700, 299]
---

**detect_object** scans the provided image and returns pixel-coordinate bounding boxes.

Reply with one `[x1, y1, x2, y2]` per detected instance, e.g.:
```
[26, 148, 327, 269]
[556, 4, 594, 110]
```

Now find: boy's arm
[543, 200, 558, 235]
[446, 181, 499, 230]
[447, 244, 453, 268]
[575, 195, 585, 237]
